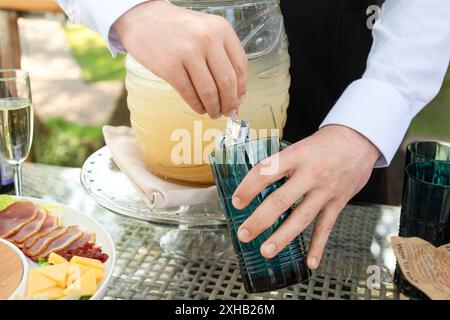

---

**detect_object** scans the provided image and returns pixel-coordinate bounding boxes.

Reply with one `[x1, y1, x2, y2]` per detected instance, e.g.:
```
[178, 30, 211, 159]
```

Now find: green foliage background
[32, 25, 124, 167]
[409, 71, 450, 139]
[32, 118, 103, 167]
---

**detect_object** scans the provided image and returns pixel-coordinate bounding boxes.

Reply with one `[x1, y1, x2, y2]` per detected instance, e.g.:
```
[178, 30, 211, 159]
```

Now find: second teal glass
[395, 160, 450, 299]
[399, 161, 450, 245]
[394, 141, 450, 299]
[406, 141, 450, 164]
[209, 137, 310, 293]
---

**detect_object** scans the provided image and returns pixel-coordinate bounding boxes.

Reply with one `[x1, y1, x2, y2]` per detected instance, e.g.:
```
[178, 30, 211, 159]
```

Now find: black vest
[280, 0, 402, 205]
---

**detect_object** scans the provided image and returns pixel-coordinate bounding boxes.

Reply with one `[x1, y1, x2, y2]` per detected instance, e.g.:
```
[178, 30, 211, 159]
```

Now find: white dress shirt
[57, 0, 450, 167]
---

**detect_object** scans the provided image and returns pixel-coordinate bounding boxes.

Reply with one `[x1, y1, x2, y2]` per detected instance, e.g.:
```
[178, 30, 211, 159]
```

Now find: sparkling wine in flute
[0, 98, 33, 164]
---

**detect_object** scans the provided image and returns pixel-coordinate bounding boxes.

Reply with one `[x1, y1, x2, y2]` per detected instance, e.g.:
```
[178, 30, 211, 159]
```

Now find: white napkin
[102, 126, 219, 209]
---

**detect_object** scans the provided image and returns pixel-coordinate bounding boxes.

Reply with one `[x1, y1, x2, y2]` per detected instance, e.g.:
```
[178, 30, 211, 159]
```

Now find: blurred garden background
[1, 2, 449, 168]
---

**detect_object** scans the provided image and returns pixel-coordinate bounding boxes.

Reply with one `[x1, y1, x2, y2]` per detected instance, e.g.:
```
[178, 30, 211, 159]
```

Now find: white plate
[11, 196, 116, 300]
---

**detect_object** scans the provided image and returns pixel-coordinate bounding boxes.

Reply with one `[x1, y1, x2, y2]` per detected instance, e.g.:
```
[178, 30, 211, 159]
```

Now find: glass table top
[21, 162, 402, 300]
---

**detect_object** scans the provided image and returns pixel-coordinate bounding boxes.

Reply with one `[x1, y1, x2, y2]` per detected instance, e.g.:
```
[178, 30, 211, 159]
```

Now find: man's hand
[232, 125, 381, 269]
[114, 0, 248, 119]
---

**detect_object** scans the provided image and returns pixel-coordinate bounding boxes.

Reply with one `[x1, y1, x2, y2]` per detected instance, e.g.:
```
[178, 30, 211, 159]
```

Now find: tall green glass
[209, 137, 310, 293]
[395, 160, 450, 299]
[395, 141, 450, 299]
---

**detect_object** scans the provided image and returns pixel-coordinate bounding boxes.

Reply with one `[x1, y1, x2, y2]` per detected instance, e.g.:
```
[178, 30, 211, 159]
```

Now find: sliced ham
[32, 226, 83, 260]
[7, 209, 47, 244]
[1, 200, 101, 261]
[64, 231, 96, 251]
[0, 201, 38, 238]
[22, 214, 58, 249]
[23, 226, 67, 257]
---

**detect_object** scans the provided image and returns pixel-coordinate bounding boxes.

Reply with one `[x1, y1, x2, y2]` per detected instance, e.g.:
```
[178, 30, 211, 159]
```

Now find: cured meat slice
[64, 231, 96, 251]
[23, 214, 57, 249]
[23, 226, 67, 257]
[7, 209, 47, 244]
[0, 201, 38, 238]
[32, 226, 83, 260]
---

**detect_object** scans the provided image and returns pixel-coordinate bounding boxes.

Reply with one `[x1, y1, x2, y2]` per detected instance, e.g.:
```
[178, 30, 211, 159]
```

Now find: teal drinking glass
[209, 137, 310, 293]
[406, 141, 450, 164]
[395, 160, 450, 299]
[395, 141, 450, 299]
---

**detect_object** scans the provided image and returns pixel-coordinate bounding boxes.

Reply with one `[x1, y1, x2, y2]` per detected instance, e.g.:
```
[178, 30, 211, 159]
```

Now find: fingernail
[232, 195, 241, 208]
[262, 243, 277, 258]
[225, 108, 238, 118]
[211, 113, 221, 120]
[238, 228, 250, 242]
[308, 256, 318, 269]
[238, 95, 246, 106]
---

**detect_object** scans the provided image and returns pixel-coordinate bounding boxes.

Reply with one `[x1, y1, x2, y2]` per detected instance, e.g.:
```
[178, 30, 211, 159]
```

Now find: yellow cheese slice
[48, 252, 68, 265]
[59, 289, 82, 300]
[64, 269, 97, 296]
[68, 264, 104, 285]
[66, 264, 83, 288]
[70, 256, 104, 271]
[32, 286, 65, 300]
[91, 268, 104, 283]
[27, 269, 57, 296]
[38, 263, 69, 288]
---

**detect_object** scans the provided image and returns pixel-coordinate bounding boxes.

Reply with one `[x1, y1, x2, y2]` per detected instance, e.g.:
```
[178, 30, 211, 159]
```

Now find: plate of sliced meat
[0, 195, 115, 300]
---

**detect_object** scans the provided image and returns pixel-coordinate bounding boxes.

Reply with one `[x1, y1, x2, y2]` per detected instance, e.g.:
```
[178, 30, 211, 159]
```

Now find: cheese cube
[37, 263, 69, 288]
[70, 256, 104, 271]
[27, 269, 57, 296]
[32, 286, 65, 300]
[48, 252, 68, 265]
[64, 269, 97, 296]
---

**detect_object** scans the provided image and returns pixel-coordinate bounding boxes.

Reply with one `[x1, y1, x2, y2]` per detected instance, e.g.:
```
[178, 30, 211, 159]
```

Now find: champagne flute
[0, 69, 33, 196]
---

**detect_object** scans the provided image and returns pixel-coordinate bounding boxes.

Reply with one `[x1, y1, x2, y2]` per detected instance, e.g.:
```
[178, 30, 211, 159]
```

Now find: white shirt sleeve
[320, 0, 450, 168]
[56, 0, 149, 55]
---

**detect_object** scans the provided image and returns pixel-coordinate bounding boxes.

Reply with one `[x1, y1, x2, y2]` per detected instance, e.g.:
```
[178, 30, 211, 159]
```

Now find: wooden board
[0, 242, 24, 299]
[0, 0, 61, 13]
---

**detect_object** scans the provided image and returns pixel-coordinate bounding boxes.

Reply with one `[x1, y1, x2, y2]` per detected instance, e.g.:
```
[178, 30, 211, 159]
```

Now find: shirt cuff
[99, 0, 150, 56]
[320, 78, 412, 168]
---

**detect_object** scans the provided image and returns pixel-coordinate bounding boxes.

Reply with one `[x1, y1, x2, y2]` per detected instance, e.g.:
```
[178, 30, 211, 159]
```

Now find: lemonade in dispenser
[125, 0, 291, 186]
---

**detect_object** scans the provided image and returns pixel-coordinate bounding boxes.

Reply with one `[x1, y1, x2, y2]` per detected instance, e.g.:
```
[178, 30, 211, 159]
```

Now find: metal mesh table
[22, 162, 401, 300]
